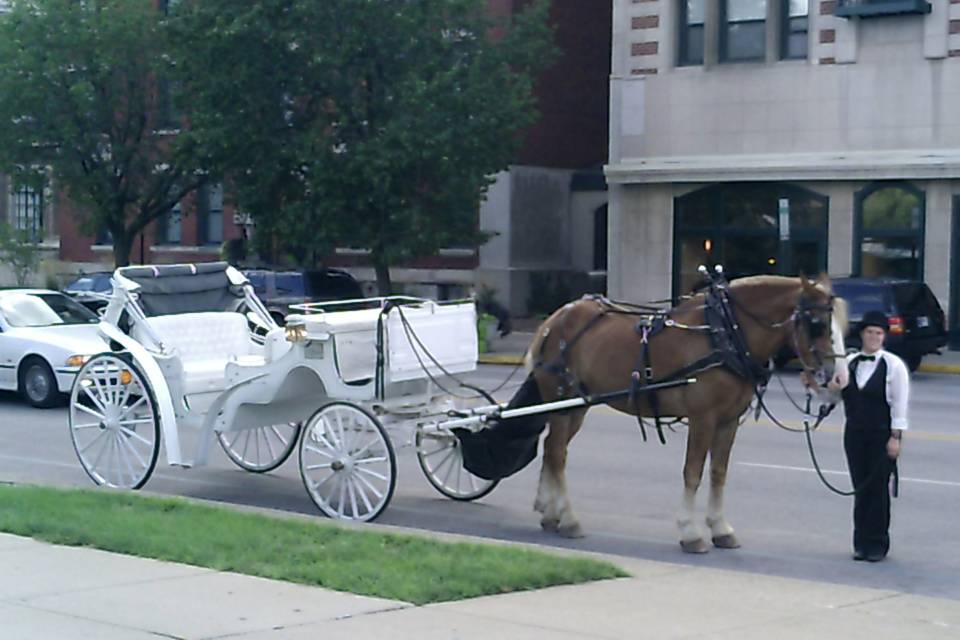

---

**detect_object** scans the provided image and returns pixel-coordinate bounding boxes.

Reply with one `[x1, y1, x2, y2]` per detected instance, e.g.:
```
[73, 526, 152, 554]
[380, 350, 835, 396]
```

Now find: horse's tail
[523, 305, 567, 372]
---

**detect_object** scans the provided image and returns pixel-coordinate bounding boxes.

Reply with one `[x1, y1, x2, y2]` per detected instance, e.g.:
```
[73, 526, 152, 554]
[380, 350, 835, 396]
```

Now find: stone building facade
[606, 0, 960, 345]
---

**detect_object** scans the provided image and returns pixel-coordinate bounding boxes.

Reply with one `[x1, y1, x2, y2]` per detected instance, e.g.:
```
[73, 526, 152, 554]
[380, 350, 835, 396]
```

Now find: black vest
[842, 356, 891, 432]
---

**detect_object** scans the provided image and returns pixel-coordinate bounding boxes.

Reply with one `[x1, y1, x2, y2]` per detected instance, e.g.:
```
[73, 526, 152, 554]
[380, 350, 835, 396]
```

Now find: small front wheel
[69, 354, 160, 489]
[299, 402, 396, 522]
[416, 393, 499, 501]
[218, 423, 301, 473]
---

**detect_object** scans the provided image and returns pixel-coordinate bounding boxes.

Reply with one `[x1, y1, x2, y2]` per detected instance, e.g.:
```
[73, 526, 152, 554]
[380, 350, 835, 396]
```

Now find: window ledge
[150, 245, 219, 253]
[834, 0, 930, 18]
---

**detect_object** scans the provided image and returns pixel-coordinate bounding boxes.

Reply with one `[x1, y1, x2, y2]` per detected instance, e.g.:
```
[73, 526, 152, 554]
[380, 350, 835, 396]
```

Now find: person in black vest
[828, 310, 909, 562]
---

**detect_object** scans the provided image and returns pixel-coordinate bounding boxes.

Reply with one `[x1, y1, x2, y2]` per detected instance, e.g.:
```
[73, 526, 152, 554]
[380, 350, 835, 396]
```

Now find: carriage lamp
[64, 355, 91, 368]
[285, 315, 308, 343]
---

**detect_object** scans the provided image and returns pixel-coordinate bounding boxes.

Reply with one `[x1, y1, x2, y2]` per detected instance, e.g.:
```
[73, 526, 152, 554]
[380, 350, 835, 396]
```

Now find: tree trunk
[373, 250, 393, 296]
[112, 233, 132, 268]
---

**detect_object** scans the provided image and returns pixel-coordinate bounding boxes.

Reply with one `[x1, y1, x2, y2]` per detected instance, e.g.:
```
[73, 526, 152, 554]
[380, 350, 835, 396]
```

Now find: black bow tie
[855, 354, 876, 362]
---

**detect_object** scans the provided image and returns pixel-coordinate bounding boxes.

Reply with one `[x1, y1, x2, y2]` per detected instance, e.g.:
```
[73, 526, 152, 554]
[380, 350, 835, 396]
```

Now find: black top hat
[859, 310, 888, 332]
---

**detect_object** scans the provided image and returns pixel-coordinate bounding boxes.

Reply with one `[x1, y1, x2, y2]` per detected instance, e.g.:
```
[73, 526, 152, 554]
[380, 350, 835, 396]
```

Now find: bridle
[789, 293, 848, 389]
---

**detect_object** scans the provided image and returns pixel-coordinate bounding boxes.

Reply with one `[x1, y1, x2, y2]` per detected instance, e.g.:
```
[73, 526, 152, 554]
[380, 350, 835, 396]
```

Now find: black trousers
[843, 427, 893, 555]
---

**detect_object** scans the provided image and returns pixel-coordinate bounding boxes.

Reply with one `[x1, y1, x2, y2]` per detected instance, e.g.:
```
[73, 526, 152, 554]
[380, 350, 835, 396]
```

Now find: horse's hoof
[557, 522, 585, 539]
[680, 538, 710, 554]
[540, 518, 559, 533]
[712, 534, 741, 549]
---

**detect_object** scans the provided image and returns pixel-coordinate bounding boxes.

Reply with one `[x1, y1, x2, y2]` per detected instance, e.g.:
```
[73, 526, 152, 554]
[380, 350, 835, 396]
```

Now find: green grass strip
[0, 485, 626, 604]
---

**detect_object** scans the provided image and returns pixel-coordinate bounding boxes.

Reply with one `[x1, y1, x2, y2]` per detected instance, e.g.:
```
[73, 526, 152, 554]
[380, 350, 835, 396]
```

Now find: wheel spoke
[353, 470, 385, 500]
[117, 430, 148, 469]
[351, 476, 374, 513]
[81, 384, 109, 415]
[79, 428, 108, 455]
[118, 425, 153, 448]
[118, 395, 146, 419]
[74, 402, 106, 421]
[304, 443, 335, 459]
[356, 466, 388, 482]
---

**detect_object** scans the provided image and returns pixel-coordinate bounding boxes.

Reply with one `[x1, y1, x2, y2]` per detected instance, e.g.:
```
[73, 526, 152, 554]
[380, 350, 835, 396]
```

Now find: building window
[156, 201, 182, 245]
[673, 182, 828, 298]
[9, 185, 42, 241]
[854, 182, 924, 280]
[834, 0, 931, 19]
[593, 205, 608, 271]
[678, 0, 706, 66]
[197, 183, 224, 246]
[721, 0, 767, 62]
[781, 0, 808, 60]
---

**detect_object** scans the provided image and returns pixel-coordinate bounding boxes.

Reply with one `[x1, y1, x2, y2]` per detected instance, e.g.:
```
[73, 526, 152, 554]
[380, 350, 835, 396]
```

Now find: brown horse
[524, 274, 848, 553]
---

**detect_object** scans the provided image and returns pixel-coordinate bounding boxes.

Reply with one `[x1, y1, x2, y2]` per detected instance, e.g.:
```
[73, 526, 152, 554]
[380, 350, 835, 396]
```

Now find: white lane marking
[738, 462, 960, 487]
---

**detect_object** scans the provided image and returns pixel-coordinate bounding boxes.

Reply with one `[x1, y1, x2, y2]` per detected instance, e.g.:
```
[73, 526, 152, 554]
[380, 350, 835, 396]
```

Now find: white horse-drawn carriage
[67, 262, 498, 521]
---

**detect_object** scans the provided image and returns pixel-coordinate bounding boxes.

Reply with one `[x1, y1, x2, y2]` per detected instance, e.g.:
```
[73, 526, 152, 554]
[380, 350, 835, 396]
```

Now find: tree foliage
[0, 0, 208, 266]
[175, 0, 554, 293]
[0, 222, 41, 286]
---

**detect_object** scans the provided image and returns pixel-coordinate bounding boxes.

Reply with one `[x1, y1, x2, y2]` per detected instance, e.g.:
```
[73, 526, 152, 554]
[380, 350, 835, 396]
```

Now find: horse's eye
[808, 319, 826, 339]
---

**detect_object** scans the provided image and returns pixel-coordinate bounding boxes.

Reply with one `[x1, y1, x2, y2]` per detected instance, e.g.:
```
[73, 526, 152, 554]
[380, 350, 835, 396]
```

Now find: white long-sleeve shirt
[841, 349, 910, 431]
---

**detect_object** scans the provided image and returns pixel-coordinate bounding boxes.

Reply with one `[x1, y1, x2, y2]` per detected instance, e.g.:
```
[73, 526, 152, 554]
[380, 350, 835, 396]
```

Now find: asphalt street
[1, 366, 958, 600]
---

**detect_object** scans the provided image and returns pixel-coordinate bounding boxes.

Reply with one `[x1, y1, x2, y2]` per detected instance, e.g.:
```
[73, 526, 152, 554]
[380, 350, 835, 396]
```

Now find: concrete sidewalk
[2, 531, 958, 639]
[479, 327, 960, 375]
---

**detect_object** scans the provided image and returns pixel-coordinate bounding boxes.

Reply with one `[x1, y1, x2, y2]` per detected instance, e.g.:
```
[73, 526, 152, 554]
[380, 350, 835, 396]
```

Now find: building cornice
[604, 149, 960, 184]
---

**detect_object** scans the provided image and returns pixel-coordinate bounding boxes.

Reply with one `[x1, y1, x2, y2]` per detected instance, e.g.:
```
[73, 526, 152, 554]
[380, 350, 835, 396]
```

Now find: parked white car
[0, 289, 109, 407]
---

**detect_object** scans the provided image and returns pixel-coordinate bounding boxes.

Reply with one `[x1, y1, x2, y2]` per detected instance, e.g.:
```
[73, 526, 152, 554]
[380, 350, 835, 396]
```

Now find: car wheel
[19, 359, 61, 408]
[904, 354, 922, 372]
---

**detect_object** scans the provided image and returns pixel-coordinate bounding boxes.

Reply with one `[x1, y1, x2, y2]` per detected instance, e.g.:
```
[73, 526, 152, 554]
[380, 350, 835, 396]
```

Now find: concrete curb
[480, 353, 960, 374]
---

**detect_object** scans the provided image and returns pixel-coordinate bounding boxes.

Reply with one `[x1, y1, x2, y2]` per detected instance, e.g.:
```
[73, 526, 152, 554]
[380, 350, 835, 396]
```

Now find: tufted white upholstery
[132, 312, 262, 394]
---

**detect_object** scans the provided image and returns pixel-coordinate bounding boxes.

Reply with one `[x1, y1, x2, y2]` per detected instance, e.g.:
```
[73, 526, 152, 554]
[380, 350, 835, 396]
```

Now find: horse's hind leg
[678, 416, 715, 553]
[706, 419, 741, 549]
[534, 408, 587, 538]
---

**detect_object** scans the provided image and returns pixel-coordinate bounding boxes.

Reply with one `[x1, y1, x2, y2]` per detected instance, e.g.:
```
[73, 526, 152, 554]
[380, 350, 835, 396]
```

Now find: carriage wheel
[218, 423, 301, 473]
[415, 393, 499, 501]
[299, 402, 396, 522]
[69, 354, 160, 490]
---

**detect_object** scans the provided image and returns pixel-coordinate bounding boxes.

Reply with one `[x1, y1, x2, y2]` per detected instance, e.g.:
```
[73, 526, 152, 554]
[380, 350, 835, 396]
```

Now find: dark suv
[242, 268, 364, 324]
[63, 272, 114, 312]
[832, 278, 947, 371]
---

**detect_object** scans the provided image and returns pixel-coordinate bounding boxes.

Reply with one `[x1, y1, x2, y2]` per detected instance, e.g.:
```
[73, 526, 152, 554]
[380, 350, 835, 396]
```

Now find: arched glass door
[673, 182, 829, 297]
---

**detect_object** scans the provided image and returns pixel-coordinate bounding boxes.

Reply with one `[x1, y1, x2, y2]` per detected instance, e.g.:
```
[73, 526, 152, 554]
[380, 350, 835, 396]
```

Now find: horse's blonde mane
[729, 274, 796, 289]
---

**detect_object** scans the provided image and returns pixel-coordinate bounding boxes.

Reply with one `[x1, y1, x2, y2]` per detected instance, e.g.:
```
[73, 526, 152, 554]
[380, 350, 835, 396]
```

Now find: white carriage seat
[132, 312, 263, 394]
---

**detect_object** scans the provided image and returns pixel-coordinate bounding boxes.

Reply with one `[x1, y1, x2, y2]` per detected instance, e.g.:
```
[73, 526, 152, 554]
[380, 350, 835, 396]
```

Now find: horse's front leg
[706, 419, 741, 549]
[678, 417, 715, 553]
[534, 409, 586, 538]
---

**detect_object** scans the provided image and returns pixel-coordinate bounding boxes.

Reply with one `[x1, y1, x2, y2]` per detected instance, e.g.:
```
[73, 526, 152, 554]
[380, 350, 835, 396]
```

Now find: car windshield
[0, 293, 99, 327]
[275, 273, 306, 297]
[892, 283, 940, 313]
[833, 283, 890, 317]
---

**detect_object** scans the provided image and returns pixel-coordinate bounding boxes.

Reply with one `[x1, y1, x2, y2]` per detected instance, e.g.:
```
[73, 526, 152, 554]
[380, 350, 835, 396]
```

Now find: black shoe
[865, 551, 887, 563]
[853, 549, 866, 561]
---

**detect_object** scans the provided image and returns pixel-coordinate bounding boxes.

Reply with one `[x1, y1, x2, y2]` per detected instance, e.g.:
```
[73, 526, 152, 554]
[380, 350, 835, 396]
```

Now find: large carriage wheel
[218, 423, 301, 473]
[299, 402, 396, 522]
[69, 354, 160, 490]
[415, 393, 499, 501]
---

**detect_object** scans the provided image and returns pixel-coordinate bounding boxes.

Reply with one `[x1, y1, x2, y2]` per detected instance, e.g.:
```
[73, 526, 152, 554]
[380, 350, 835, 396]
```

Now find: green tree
[0, 222, 42, 286]
[175, 0, 554, 293]
[0, 0, 208, 267]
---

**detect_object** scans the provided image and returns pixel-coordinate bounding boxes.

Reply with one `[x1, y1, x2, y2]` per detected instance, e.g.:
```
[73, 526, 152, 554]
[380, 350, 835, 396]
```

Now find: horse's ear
[798, 271, 813, 290]
[815, 272, 832, 292]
